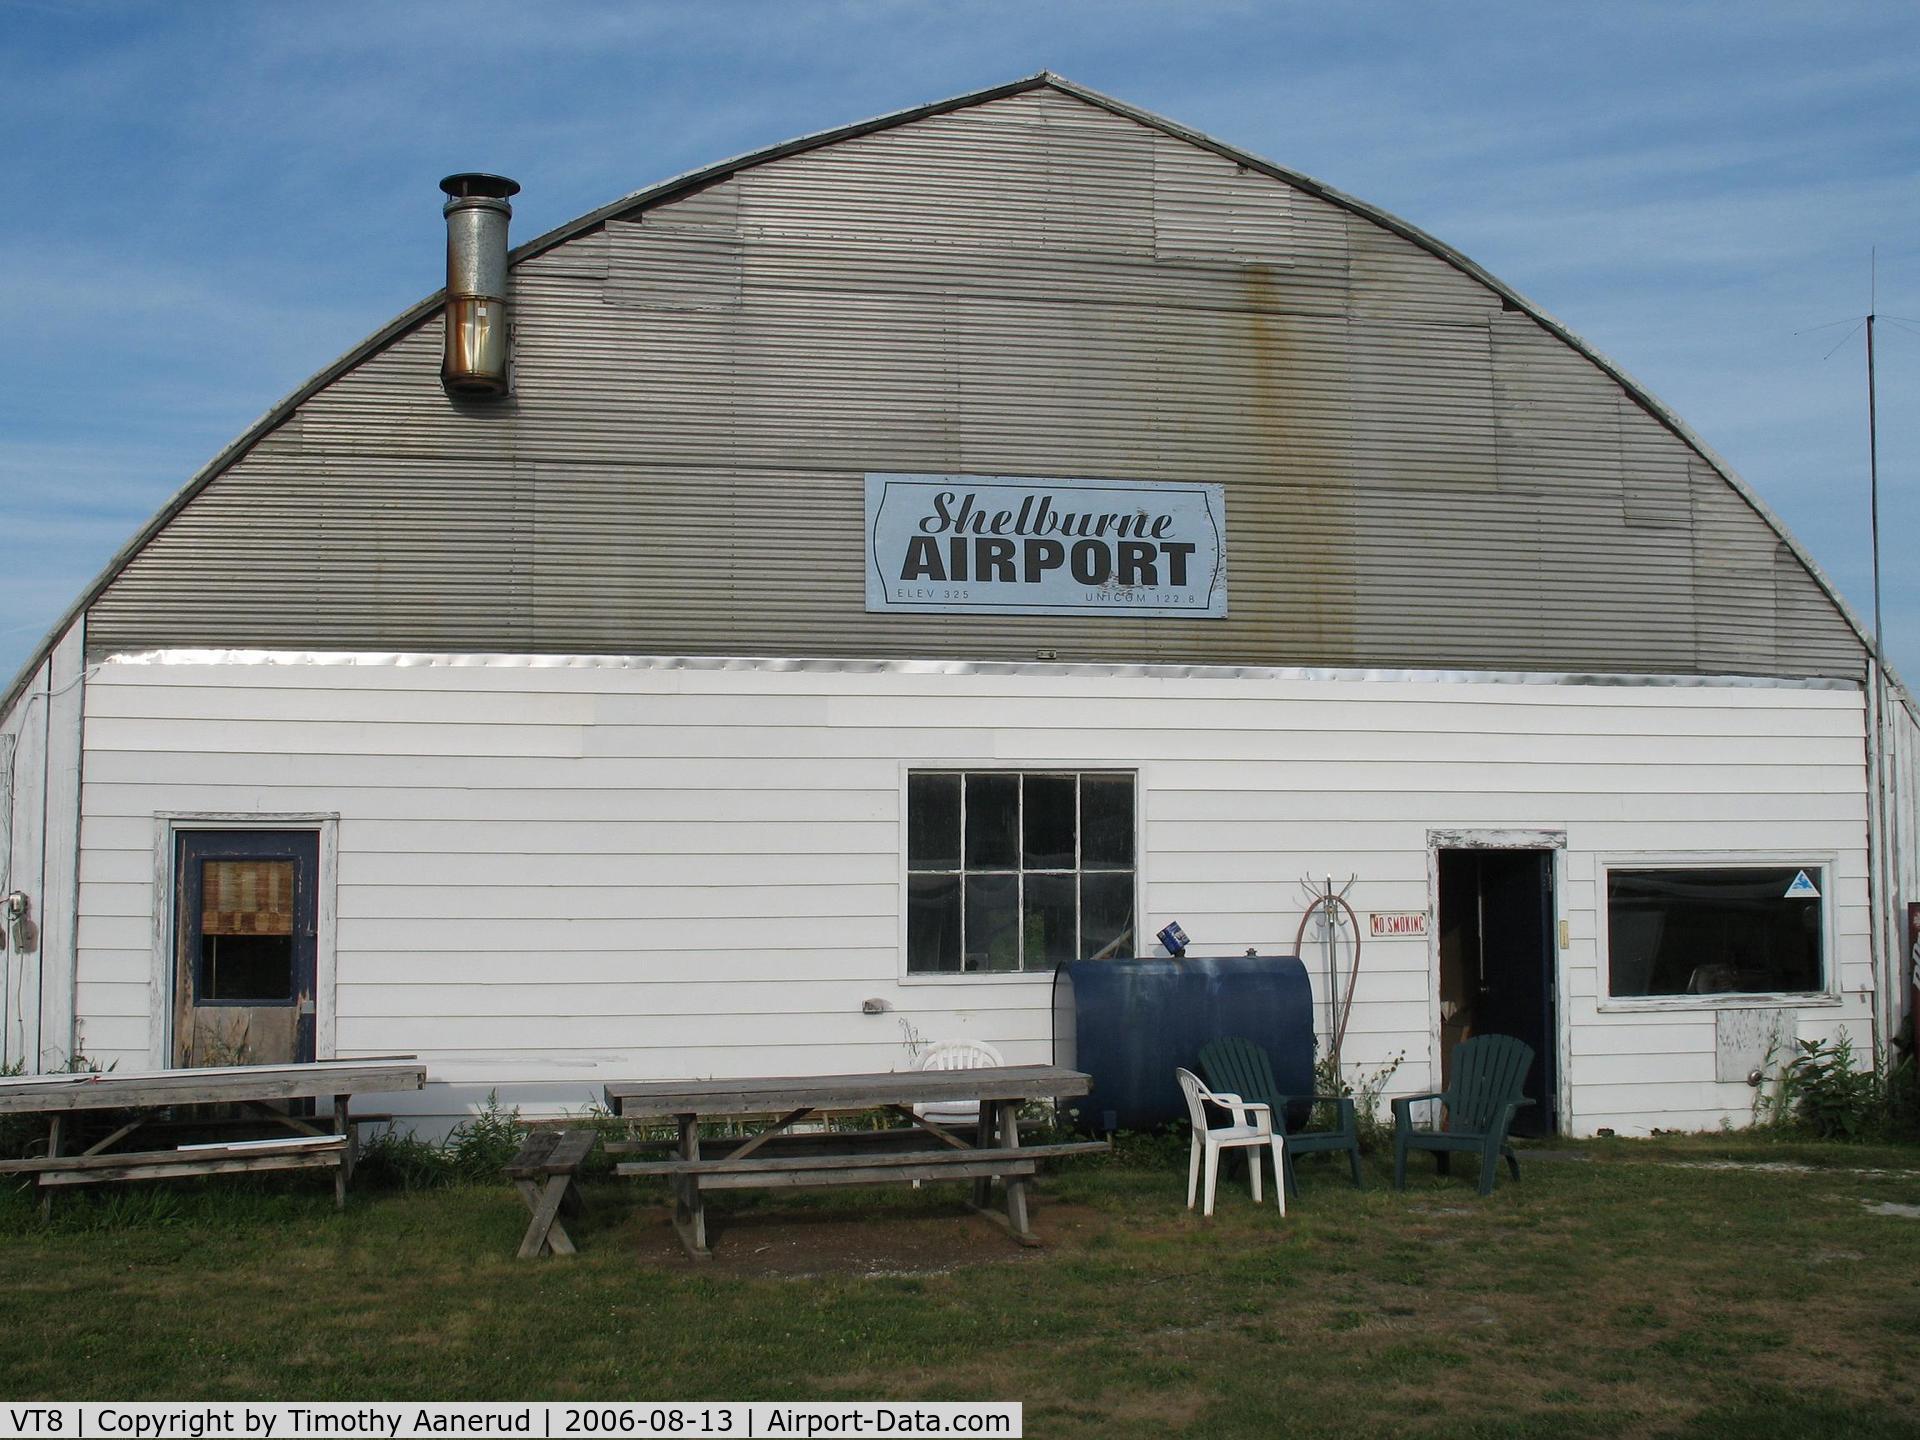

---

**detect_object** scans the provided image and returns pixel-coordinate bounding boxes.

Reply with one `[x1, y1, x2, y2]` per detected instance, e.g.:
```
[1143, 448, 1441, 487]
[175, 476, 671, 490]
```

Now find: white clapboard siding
[1, 619, 86, 1073]
[73, 653, 1872, 1135]
[1878, 695, 1920, 1051]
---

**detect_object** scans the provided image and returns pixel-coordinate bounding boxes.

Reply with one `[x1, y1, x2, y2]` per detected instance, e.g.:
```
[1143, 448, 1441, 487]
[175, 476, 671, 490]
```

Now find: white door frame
[1425, 828, 1568, 1132]
[149, 813, 339, 1070]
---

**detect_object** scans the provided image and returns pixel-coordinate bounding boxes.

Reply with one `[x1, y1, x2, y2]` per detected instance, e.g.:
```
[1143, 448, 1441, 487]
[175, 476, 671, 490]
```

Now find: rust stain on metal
[1240, 262, 1356, 658]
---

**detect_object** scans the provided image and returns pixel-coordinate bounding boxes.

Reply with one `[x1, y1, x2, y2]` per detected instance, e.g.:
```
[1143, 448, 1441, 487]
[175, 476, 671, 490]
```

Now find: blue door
[172, 830, 319, 1067]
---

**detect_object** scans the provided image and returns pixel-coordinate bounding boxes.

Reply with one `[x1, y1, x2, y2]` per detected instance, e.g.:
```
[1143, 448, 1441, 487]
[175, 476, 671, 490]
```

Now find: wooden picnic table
[0, 1058, 427, 1215]
[604, 1064, 1104, 1260]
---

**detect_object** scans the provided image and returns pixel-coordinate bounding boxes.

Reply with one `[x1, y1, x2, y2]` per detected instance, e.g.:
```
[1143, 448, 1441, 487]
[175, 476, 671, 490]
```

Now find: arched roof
[3, 72, 1889, 713]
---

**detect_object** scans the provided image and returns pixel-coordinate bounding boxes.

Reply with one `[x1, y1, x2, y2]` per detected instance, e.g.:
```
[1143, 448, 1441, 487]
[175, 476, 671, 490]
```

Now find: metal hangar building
[5, 74, 1914, 1137]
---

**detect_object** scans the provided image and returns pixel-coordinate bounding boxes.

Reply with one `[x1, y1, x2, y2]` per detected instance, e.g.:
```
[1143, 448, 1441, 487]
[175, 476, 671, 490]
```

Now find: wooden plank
[36, 1151, 344, 1186]
[606, 1127, 961, 1158]
[240, 1099, 329, 1137]
[0, 1061, 426, 1115]
[335, 1097, 356, 1189]
[966, 1197, 1043, 1247]
[604, 1065, 1088, 1119]
[615, 1139, 1105, 1177]
[505, 1130, 562, 1178]
[80, 1113, 156, 1157]
[606, 1062, 1085, 1100]
[999, 1100, 1031, 1239]
[546, 1130, 598, 1172]
[0, 1138, 346, 1174]
[694, 1158, 1040, 1190]
[0, 1058, 422, 1090]
[673, 1117, 709, 1260]
[971, 1099, 997, 1211]
[517, 1175, 574, 1260]
[727, 1107, 814, 1162]
[41, 1114, 62, 1222]
[890, 1105, 973, 1151]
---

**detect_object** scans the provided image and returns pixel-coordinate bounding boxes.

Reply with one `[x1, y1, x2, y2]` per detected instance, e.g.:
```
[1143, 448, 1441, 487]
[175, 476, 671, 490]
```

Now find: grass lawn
[3, 1134, 1920, 1438]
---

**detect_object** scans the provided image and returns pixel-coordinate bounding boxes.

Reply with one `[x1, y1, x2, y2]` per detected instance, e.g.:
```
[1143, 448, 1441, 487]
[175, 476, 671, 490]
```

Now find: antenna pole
[1865, 254, 1890, 1063]
[1869, 309, 1881, 663]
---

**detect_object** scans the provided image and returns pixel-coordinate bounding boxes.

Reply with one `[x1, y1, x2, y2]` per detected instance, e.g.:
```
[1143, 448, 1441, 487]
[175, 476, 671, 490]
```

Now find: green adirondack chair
[1198, 1036, 1363, 1195]
[1391, 1033, 1535, 1196]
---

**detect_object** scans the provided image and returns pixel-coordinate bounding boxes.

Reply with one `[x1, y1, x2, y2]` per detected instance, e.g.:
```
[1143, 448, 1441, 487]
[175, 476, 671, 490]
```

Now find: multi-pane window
[907, 771, 1136, 973]
[1607, 865, 1825, 998]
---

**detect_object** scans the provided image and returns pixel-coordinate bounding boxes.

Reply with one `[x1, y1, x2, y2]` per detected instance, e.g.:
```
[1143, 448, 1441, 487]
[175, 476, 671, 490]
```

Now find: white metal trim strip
[94, 647, 1860, 692]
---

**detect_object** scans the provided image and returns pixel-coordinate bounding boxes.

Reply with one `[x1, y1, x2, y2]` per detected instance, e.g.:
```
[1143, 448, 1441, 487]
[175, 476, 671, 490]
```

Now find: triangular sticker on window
[1785, 870, 1821, 899]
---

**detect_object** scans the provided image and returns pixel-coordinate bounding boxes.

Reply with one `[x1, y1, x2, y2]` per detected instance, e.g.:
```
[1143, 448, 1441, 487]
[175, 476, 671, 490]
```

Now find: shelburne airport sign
[864, 473, 1227, 617]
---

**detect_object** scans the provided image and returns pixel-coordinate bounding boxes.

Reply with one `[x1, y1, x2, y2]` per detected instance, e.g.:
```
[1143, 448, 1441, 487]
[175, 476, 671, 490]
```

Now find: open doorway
[1436, 847, 1557, 1136]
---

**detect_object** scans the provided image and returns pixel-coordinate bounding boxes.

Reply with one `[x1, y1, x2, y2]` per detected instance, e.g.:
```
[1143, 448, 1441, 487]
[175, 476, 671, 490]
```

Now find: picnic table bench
[604, 1064, 1104, 1260]
[506, 1128, 596, 1258]
[0, 1059, 427, 1216]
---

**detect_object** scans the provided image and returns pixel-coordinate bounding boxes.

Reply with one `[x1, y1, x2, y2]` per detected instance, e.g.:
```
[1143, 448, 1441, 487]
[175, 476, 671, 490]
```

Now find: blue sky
[3, 2, 1916, 686]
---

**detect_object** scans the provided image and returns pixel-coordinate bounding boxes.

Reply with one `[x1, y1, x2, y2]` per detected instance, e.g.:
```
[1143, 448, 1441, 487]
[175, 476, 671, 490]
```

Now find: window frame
[1595, 851, 1842, 1012]
[897, 761, 1144, 984]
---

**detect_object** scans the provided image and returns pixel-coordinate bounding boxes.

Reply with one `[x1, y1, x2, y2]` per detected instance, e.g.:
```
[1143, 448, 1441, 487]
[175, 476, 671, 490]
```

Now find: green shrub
[1783, 1034, 1880, 1140]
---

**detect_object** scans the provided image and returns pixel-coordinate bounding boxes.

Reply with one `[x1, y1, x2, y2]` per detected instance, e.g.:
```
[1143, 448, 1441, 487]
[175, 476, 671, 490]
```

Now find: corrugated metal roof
[1, 72, 1893, 713]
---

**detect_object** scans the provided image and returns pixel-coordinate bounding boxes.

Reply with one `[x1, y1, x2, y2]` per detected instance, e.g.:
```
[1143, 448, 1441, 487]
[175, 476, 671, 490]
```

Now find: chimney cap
[440, 172, 521, 201]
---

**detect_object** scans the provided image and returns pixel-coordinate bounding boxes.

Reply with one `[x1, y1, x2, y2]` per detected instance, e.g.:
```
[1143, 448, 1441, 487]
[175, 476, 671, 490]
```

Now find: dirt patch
[1862, 1200, 1920, 1218]
[1664, 1159, 1920, 1179]
[616, 1194, 1106, 1277]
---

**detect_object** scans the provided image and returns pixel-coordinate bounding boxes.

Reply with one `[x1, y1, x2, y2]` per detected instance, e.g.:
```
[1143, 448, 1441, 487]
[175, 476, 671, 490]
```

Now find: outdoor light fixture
[3, 891, 30, 954]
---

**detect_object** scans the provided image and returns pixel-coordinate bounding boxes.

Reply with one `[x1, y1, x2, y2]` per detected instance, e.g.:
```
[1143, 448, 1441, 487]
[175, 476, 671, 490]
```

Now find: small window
[907, 771, 1136, 974]
[199, 859, 297, 1002]
[1607, 866, 1825, 998]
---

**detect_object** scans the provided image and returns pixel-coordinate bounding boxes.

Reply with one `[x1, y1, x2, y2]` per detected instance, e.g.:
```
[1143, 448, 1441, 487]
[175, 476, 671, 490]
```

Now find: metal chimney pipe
[439, 173, 520, 397]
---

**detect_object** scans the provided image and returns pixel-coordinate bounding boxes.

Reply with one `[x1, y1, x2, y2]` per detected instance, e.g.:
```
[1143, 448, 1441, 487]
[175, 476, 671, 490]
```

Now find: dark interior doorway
[1436, 847, 1557, 1136]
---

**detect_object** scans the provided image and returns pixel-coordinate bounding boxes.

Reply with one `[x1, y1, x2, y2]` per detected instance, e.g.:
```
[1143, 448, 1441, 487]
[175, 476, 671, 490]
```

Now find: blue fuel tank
[1052, 955, 1316, 1134]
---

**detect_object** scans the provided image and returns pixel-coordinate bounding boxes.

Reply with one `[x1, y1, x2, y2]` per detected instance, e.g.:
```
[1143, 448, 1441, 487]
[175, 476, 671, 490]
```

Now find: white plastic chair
[1175, 1067, 1286, 1217]
[911, 1040, 1007, 1189]
[914, 1039, 1006, 1126]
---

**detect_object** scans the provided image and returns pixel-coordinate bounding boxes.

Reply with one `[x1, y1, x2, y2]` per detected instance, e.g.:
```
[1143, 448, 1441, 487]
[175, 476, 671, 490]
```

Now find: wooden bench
[605, 1066, 1099, 1259]
[0, 1059, 426, 1217]
[615, 1138, 1106, 1188]
[505, 1129, 597, 1259]
[616, 1136, 1107, 1251]
[0, 1135, 350, 1198]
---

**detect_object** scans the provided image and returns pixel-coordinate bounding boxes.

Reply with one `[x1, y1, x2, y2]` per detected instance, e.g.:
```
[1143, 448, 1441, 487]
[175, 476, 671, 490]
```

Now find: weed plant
[1313, 1047, 1405, 1152]
[0, 1051, 108, 1160]
[1754, 1029, 1920, 1143]
[357, 1089, 528, 1189]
